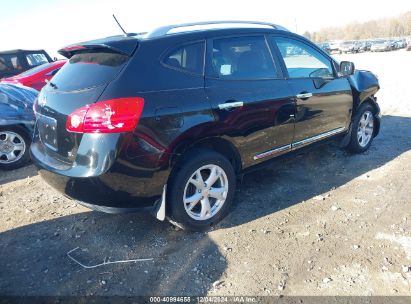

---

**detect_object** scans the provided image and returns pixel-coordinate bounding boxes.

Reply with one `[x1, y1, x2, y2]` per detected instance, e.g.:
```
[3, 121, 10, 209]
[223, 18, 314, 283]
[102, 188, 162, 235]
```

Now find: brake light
[66, 97, 144, 133]
[63, 45, 86, 52]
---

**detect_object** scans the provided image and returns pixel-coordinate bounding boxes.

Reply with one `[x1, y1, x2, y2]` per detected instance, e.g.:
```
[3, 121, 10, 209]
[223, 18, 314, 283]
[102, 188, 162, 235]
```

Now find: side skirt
[254, 127, 347, 161]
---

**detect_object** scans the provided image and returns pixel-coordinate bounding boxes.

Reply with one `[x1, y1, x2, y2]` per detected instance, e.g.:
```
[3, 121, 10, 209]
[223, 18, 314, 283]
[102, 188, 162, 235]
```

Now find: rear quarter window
[162, 42, 205, 75]
[50, 52, 128, 91]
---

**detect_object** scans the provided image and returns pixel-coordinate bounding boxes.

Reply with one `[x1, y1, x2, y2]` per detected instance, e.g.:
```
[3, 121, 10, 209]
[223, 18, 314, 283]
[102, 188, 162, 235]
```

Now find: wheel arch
[170, 136, 243, 176]
[354, 96, 381, 137]
[0, 123, 33, 136]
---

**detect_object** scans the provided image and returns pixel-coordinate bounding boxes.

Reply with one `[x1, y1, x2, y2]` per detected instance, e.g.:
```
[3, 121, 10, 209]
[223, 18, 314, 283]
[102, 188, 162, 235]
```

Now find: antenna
[113, 14, 128, 36]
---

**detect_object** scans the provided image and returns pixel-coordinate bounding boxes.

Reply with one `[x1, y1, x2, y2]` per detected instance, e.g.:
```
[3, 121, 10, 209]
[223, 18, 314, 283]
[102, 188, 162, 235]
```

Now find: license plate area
[37, 113, 58, 151]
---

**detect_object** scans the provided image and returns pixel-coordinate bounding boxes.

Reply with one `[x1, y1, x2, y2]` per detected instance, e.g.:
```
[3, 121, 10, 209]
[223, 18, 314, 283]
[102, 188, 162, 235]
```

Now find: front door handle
[218, 101, 244, 110]
[296, 92, 313, 99]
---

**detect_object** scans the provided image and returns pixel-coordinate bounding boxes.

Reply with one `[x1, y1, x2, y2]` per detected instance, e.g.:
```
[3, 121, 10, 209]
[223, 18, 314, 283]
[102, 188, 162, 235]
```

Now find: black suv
[31, 21, 380, 230]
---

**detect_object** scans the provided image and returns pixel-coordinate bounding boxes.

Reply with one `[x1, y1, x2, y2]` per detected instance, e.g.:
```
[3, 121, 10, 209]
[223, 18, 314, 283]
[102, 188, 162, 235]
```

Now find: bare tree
[309, 12, 411, 42]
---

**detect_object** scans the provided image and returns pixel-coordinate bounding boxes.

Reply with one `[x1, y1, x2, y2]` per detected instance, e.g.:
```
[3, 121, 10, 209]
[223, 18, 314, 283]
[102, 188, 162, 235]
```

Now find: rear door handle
[296, 93, 313, 99]
[218, 101, 244, 110]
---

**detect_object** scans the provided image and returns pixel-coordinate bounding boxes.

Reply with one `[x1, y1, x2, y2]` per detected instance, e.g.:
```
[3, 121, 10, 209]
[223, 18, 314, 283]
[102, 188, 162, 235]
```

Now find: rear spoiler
[58, 35, 139, 58]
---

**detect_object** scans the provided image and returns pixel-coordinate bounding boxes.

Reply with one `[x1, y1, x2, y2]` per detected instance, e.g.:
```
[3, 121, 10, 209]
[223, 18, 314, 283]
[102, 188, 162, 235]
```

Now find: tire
[346, 103, 376, 153]
[167, 148, 236, 231]
[0, 126, 31, 170]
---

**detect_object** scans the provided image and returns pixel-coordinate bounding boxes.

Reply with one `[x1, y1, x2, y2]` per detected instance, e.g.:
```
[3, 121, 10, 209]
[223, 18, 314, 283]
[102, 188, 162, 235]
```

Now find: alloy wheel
[357, 111, 374, 148]
[183, 164, 229, 221]
[0, 131, 26, 164]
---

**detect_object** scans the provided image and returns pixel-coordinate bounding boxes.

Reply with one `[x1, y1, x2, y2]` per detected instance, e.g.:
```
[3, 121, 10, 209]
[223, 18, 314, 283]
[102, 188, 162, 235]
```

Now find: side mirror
[53, 57, 58, 61]
[339, 61, 355, 76]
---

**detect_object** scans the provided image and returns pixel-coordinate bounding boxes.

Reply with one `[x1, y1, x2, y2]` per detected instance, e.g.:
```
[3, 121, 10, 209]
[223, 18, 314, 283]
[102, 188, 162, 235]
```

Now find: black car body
[0, 49, 53, 79]
[31, 21, 381, 230]
[0, 84, 37, 169]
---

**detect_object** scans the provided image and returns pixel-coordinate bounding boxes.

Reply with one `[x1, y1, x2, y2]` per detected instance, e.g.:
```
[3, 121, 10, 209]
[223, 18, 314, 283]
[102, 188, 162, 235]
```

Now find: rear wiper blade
[45, 79, 58, 89]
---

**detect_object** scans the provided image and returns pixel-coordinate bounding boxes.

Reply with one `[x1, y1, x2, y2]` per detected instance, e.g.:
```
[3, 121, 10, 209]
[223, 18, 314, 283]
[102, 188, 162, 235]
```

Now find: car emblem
[39, 95, 47, 107]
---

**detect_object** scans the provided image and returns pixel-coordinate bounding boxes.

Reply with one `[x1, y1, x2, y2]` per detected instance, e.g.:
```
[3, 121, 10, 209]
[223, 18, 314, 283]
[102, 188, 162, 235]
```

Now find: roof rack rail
[145, 21, 288, 38]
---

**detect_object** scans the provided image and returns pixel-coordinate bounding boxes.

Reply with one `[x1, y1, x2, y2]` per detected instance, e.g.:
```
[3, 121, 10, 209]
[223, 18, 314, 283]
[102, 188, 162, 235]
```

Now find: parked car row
[0, 51, 66, 170]
[318, 38, 409, 54]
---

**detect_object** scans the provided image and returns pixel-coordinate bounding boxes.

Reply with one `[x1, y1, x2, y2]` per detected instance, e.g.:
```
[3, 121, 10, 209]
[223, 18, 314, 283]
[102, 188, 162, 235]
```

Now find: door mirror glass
[339, 61, 355, 76]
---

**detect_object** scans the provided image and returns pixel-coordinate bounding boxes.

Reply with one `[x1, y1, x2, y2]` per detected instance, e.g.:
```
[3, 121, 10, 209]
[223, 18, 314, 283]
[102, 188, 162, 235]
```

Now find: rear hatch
[34, 37, 138, 164]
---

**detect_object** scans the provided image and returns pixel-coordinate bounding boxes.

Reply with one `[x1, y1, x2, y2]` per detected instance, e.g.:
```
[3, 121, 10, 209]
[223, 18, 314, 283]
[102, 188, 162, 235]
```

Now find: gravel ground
[0, 50, 410, 297]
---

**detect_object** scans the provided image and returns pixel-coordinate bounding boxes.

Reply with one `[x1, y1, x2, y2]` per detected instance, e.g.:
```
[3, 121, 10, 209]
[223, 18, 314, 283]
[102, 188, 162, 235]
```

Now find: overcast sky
[1, 0, 410, 57]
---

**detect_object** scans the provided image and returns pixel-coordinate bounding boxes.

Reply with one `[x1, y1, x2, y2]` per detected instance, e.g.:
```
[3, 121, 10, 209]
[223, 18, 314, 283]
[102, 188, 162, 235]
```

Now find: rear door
[34, 50, 132, 164]
[272, 36, 352, 146]
[205, 35, 295, 167]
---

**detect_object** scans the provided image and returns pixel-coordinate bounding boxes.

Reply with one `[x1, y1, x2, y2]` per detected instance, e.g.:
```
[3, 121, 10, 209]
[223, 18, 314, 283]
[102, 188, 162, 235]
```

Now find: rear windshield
[50, 52, 128, 91]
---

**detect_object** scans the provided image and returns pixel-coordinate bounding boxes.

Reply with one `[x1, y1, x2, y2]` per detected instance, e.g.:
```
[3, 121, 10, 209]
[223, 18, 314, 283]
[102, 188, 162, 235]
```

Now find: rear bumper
[37, 169, 162, 210]
[31, 132, 172, 212]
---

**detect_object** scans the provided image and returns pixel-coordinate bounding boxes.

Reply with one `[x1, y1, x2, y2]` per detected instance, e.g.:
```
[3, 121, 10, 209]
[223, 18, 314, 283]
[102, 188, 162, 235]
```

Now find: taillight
[66, 97, 144, 133]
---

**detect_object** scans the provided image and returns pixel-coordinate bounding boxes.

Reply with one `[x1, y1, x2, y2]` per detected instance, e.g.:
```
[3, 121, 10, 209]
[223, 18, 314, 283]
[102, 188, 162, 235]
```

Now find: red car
[1, 60, 66, 91]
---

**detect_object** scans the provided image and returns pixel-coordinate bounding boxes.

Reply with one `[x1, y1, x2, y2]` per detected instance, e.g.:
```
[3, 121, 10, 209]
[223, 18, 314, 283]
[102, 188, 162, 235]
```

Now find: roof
[0, 49, 48, 55]
[58, 21, 291, 58]
[143, 21, 289, 39]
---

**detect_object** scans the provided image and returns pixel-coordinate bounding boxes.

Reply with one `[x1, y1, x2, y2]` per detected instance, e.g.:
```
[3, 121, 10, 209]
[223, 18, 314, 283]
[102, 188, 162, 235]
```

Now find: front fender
[348, 70, 380, 109]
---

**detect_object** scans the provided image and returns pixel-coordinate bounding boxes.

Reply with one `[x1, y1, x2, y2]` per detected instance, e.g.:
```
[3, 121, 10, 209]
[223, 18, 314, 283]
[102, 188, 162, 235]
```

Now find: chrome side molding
[292, 127, 346, 149]
[254, 127, 346, 161]
[253, 144, 291, 160]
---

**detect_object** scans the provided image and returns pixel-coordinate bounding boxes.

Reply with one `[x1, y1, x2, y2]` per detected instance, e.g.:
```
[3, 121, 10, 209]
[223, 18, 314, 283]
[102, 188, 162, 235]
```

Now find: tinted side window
[275, 37, 334, 78]
[211, 36, 278, 80]
[163, 42, 204, 75]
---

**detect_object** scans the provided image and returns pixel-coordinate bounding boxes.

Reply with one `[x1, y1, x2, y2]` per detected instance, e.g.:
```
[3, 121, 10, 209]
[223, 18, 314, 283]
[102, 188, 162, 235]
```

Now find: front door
[205, 35, 296, 167]
[272, 36, 353, 147]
